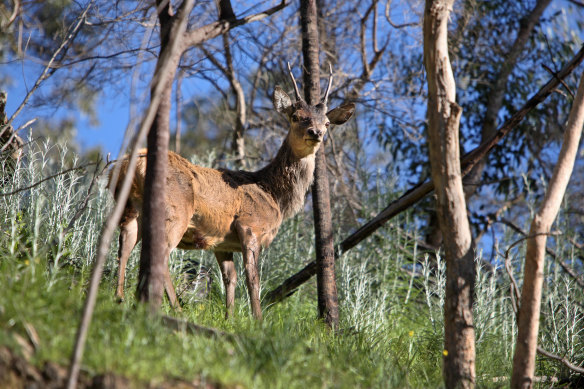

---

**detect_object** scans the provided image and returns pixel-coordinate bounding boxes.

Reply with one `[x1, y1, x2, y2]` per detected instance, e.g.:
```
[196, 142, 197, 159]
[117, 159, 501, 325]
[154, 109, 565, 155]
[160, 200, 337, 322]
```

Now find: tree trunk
[425, 0, 552, 249]
[137, 0, 183, 310]
[511, 73, 584, 389]
[423, 1, 475, 387]
[300, 0, 339, 329]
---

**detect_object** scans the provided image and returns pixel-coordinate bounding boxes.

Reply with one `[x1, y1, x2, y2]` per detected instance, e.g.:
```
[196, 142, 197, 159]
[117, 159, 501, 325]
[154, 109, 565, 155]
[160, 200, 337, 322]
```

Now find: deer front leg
[163, 255, 181, 312]
[215, 252, 236, 319]
[235, 222, 262, 320]
[116, 215, 139, 302]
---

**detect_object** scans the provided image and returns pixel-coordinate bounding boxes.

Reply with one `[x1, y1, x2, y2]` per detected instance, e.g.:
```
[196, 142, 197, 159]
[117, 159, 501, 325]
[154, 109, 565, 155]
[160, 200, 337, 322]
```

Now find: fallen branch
[263, 44, 584, 306]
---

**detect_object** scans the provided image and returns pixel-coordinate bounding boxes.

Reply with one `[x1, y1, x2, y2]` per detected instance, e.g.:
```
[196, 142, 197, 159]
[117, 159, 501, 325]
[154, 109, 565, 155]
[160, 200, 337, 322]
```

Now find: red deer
[112, 66, 355, 319]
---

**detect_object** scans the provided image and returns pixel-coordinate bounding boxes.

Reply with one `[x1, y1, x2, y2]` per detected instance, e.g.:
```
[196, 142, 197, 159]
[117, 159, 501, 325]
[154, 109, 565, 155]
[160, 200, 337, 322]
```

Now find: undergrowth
[0, 141, 582, 387]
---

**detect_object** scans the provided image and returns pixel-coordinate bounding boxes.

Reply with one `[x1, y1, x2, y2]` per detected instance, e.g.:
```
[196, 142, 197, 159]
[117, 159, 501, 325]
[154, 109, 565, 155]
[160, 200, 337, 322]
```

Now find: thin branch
[62, 156, 114, 236]
[66, 1, 196, 388]
[5, 0, 95, 130]
[535, 346, 584, 374]
[500, 218, 584, 288]
[542, 64, 575, 99]
[182, 0, 288, 48]
[0, 0, 20, 29]
[0, 161, 105, 197]
[384, 0, 418, 29]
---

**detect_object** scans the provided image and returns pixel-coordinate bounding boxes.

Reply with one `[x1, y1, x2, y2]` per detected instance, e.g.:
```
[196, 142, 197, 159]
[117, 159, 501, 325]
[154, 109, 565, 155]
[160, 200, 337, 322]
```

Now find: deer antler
[321, 63, 333, 107]
[287, 62, 302, 102]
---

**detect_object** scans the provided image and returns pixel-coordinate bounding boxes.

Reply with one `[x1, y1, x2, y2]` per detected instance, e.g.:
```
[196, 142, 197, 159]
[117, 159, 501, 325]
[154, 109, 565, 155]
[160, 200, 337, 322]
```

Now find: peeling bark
[301, 0, 339, 329]
[423, 0, 475, 387]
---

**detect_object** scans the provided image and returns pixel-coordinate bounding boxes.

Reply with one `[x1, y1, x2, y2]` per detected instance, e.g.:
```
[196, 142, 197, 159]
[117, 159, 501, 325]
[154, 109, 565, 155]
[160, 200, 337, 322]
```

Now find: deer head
[273, 64, 355, 159]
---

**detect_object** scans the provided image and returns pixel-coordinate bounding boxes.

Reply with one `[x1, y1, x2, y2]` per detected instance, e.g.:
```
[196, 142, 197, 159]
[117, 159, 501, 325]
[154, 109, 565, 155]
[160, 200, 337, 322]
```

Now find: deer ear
[273, 86, 293, 114]
[327, 103, 355, 125]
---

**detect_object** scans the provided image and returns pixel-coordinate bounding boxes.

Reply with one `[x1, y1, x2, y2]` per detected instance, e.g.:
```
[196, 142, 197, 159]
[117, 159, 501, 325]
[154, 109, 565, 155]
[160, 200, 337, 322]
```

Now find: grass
[1, 140, 583, 387]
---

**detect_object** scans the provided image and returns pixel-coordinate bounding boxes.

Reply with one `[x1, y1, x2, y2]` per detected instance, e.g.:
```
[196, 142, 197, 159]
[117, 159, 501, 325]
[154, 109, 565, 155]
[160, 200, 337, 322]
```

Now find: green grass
[1, 141, 582, 388]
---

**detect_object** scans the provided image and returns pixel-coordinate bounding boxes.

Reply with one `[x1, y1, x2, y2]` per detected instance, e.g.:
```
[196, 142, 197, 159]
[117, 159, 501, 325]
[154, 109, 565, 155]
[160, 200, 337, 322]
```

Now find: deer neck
[256, 137, 316, 220]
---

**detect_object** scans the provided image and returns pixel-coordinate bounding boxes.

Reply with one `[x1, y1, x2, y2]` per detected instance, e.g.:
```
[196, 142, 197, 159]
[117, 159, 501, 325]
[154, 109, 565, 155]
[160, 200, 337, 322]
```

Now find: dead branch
[66, 1, 196, 388]
[0, 0, 20, 29]
[62, 156, 114, 236]
[182, 0, 289, 48]
[384, 0, 418, 29]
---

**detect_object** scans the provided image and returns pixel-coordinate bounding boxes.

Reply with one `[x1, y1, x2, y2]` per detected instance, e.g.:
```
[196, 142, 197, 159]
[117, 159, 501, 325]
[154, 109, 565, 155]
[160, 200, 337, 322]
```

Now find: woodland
[1, 0, 584, 388]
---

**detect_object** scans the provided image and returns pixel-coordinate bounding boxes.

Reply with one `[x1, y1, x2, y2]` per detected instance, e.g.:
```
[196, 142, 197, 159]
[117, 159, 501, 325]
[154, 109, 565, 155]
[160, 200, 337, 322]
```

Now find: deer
[111, 66, 355, 319]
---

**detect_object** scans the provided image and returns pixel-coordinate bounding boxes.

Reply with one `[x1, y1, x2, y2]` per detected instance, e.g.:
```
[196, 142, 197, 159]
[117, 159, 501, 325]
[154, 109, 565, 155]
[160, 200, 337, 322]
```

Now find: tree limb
[182, 1, 288, 48]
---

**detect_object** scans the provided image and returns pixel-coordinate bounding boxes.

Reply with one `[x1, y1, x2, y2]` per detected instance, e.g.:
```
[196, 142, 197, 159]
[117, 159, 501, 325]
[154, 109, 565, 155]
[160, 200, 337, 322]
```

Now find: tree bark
[423, 1, 475, 387]
[137, 0, 190, 310]
[300, 0, 339, 329]
[511, 73, 584, 389]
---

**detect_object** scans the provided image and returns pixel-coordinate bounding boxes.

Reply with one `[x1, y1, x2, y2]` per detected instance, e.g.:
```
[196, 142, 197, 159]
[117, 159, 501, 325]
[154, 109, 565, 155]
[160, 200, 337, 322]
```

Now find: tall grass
[1, 141, 582, 387]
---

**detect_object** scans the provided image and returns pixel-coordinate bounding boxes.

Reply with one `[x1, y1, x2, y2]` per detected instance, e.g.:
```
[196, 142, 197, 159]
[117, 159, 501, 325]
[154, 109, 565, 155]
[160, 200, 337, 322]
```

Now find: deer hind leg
[235, 222, 262, 320]
[116, 206, 140, 302]
[215, 252, 236, 319]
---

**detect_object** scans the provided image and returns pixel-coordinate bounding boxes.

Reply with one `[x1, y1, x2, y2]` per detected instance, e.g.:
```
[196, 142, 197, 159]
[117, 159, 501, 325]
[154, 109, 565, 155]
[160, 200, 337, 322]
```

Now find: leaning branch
[263, 44, 584, 306]
[182, 0, 288, 48]
[66, 1, 196, 388]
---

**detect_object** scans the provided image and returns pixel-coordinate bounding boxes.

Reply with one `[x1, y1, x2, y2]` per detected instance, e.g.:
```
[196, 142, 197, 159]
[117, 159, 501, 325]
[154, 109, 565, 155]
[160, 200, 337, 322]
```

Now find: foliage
[1, 143, 583, 387]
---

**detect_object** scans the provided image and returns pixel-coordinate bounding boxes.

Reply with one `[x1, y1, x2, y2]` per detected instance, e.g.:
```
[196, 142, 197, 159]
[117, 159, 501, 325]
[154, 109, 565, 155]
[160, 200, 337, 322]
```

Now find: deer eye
[291, 113, 299, 122]
[325, 122, 330, 128]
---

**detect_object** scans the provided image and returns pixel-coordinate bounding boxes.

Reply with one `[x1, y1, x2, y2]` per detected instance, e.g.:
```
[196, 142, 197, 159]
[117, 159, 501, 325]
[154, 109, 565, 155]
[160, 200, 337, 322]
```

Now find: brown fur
[112, 86, 355, 319]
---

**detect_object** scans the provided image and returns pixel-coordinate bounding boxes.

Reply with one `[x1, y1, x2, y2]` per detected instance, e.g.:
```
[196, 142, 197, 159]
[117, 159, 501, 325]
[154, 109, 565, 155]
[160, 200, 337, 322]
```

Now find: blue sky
[4, 61, 133, 157]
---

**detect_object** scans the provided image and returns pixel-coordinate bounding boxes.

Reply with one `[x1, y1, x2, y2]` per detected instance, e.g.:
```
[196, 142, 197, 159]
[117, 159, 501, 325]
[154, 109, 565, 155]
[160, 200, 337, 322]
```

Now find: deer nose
[307, 128, 322, 138]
